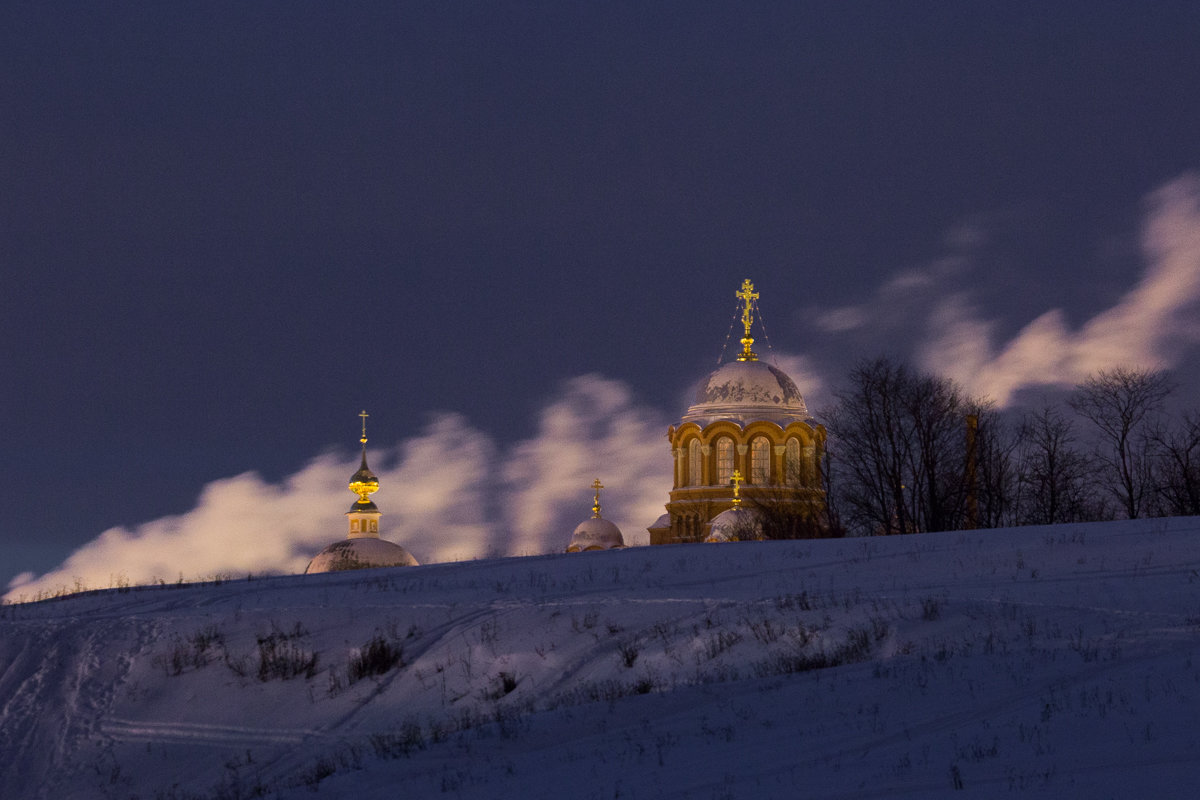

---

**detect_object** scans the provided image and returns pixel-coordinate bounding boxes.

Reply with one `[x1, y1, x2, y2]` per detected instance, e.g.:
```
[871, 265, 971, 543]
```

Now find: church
[304, 279, 827, 573]
[648, 279, 826, 544]
[581, 278, 827, 549]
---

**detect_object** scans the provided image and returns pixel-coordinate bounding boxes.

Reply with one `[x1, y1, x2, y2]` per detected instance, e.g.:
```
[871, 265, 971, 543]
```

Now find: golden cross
[591, 478, 604, 518]
[359, 410, 369, 444]
[736, 279, 758, 338]
[730, 470, 744, 506]
[735, 279, 759, 361]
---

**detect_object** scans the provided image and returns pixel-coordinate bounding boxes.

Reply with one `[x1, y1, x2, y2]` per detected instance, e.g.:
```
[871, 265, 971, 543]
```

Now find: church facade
[651, 280, 826, 545]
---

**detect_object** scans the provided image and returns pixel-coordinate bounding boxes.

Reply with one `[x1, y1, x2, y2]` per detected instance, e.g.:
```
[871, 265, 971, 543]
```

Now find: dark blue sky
[5, 2, 1200, 589]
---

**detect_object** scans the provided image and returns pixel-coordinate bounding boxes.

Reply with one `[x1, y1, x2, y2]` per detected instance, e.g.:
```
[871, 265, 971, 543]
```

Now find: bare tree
[824, 358, 915, 535]
[1016, 405, 1103, 524]
[906, 372, 972, 533]
[1069, 367, 1173, 519]
[824, 358, 975, 535]
[1150, 411, 1200, 516]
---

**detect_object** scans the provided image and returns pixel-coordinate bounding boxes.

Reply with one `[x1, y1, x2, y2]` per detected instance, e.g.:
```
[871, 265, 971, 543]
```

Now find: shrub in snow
[348, 634, 405, 684]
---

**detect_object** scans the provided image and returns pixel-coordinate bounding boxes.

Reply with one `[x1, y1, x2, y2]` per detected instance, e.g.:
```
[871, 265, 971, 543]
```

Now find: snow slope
[2, 518, 1200, 799]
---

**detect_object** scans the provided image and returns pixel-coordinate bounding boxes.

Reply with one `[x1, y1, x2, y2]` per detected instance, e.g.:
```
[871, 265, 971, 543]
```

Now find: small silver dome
[566, 517, 625, 552]
[305, 537, 419, 573]
[705, 506, 762, 542]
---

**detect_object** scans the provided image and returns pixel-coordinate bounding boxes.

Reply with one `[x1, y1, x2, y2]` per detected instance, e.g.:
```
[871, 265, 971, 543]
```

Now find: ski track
[0, 614, 155, 800]
[101, 717, 316, 747]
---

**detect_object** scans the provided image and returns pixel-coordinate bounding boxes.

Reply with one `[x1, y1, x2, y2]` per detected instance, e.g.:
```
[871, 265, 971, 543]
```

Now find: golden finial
[735, 279, 759, 361]
[591, 478, 604, 518]
[349, 411, 379, 503]
[730, 470, 744, 507]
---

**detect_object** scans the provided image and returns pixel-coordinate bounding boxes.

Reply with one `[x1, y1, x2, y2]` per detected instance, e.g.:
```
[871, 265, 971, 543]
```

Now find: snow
[3, 517, 1200, 798]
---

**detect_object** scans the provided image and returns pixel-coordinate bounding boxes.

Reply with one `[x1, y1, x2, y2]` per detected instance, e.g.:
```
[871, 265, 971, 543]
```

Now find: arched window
[785, 438, 802, 483]
[688, 439, 702, 486]
[751, 437, 770, 484]
[716, 437, 734, 485]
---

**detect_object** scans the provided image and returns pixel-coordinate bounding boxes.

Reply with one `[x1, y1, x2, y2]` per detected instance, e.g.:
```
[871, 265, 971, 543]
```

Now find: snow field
[2, 517, 1199, 798]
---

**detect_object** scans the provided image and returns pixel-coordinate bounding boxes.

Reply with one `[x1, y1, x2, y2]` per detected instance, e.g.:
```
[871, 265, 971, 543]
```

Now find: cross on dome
[736, 279, 759, 361]
[730, 470, 744, 507]
[591, 478, 605, 518]
[349, 411, 379, 504]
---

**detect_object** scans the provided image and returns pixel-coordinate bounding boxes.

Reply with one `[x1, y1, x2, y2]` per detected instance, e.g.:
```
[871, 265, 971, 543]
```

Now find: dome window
[751, 437, 770, 484]
[688, 439, 702, 486]
[716, 437, 734, 485]
[785, 438, 802, 482]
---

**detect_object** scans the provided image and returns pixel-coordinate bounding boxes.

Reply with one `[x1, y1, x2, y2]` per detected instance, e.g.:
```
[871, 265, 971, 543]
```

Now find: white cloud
[814, 306, 867, 333]
[5, 378, 674, 602]
[768, 352, 826, 409]
[501, 375, 673, 554]
[810, 255, 969, 335]
[919, 173, 1200, 404]
[381, 413, 498, 564]
[5, 457, 353, 601]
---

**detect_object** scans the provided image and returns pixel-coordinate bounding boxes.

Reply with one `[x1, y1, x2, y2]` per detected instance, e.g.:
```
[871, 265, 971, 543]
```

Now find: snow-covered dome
[566, 517, 625, 552]
[705, 506, 763, 543]
[682, 359, 810, 426]
[305, 537, 419, 573]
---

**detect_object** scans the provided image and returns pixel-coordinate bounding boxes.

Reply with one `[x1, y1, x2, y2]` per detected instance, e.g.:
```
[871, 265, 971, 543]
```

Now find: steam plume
[920, 174, 1200, 404]
[6, 376, 672, 601]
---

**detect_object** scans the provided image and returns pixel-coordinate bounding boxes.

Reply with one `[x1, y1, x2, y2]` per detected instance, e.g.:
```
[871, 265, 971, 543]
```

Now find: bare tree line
[816, 358, 1198, 537]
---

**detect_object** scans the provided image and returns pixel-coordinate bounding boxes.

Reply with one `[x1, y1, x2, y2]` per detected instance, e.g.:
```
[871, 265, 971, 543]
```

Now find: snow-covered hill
[3, 518, 1200, 799]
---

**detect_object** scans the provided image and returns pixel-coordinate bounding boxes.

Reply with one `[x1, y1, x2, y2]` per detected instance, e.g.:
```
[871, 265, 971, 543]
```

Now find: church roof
[566, 478, 625, 552]
[305, 537, 419, 573]
[705, 506, 763, 542]
[679, 279, 814, 428]
[566, 517, 626, 552]
[350, 457, 377, 486]
[648, 512, 671, 531]
[348, 450, 379, 501]
[683, 358, 811, 426]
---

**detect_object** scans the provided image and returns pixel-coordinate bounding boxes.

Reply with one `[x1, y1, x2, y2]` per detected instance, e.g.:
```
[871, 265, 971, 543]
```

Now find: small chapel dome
[566, 517, 626, 552]
[705, 506, 763, 543]
[306, 537, 419, 572]
[305, 411, 419, 574]
[683, 359, 809, 426]
[566, 478, 625, 552]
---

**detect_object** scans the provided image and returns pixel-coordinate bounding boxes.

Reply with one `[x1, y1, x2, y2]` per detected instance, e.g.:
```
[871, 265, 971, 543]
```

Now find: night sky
[5, 2, 1200, 594]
